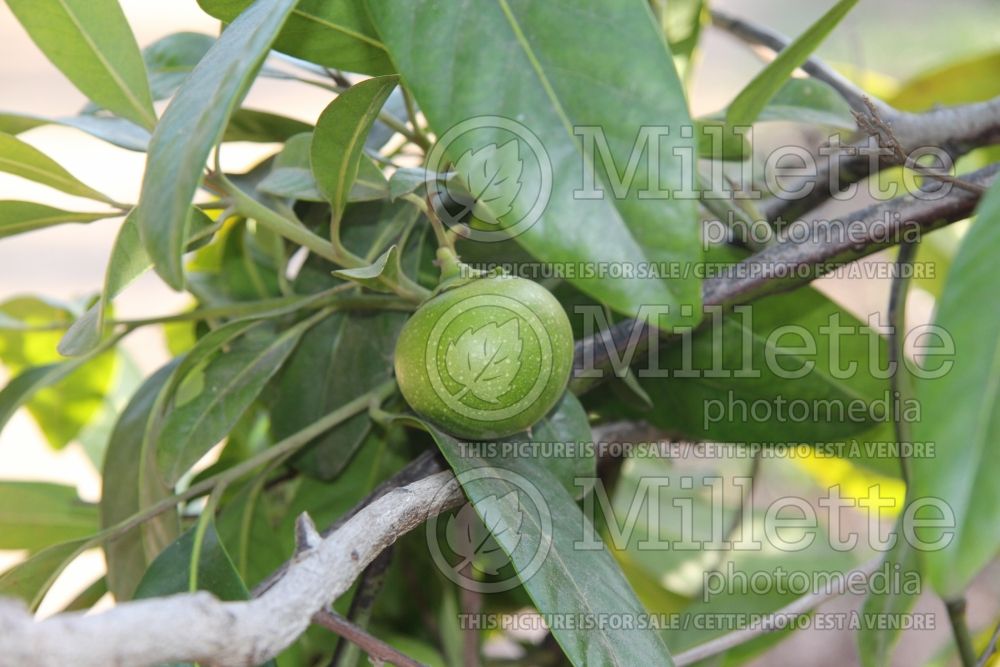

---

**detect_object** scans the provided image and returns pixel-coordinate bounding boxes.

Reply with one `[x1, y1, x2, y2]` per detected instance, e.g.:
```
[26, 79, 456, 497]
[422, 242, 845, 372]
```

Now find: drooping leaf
[368, 0, 701, 326]
[725, 0, 859, 128]
[0, 132, 114, 203]
[136, 0, 299, 289]
[197, 0, 393, 75]
[0, 201, 111, 239]
[4, 0, 156, 129]
[311, 76, 398, 226]
[908, 180, 1000, 598]
[59, 209, 217, 357]
[0, 482, 97, 551]
[0, 537, 90, 610]
[410, 419, 675, 666]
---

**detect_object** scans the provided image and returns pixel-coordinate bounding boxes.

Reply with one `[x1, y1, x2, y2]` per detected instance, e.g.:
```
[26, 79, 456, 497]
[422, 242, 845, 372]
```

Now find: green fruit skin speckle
[394, 276, 574, 440]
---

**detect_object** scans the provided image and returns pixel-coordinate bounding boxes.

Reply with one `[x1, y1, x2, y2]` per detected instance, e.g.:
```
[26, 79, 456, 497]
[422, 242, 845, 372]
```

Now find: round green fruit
[394, 275, 574, 440]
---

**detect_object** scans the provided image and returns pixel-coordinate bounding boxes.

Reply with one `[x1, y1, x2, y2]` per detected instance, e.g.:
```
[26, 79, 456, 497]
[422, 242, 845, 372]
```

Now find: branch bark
[0, 472, 463, 667]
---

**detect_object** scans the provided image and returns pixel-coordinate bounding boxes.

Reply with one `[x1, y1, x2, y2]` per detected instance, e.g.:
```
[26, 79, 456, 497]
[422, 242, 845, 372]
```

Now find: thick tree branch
[571, 163, 999, 392]
[0, 472, 463, 667]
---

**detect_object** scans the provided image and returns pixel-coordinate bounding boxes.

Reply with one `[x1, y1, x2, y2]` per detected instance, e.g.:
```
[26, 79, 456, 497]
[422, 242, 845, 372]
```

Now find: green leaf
[857, 532, 920, 667]
[311, 76, 398, 226]
[0, 201, 111, 239]
[135, 0, 299, 289]
[657, 0, 704, 81]
[368, 0, 701, 326]
[0, 298, 117, 449]
[0, 482, 97, 551]
[725, 0, 858, 128]
[756, 77, 856, 128]
[101, 362, 180, 601]
[0, 537, 90, 610]
[908, 180, 1000, 598]
[4, 0, 156, 129]
[142, 32, 216, 102]
[388, 167, 432, 201]
[0, 112, 150, 151]
[332, 244, 399, 292]
[411, 420, 674, 666]
[197, 0, 393, 76]
[0, 132, 113, 203]
[154, 318, 314, 484]
[134, 521, 248, 601]
[271, 311, 406, 481]
[59, 209, 217, 357]
[224, 108, 312, 144]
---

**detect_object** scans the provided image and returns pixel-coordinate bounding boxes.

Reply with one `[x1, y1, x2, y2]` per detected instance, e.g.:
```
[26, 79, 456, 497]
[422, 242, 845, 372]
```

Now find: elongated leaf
[134, 521, 248, 601]
[412, 420, 674, 666]
[198, 0, 393, 75]
[311, 76, 397, 225]
[368, 0, 701, 325]
[59, 209, 216, 357]
[725, 0, 858, 127]
[136, 0, 298, 289]
[101, 362, 180, 601]
[0, 112, 150, 151]
[155, 319, 312, 483]
[0, 132, 113, 203]
[224, 108, 312, 144]
[857, 531, 920, 667]
[142, 32, 216, 102]
[0, 537, 91, 610]
[4, 0, 156, 129]
[890, 51, 1000, 112]
[908, 180, 1000, 597]
[0, 201, 110, 239]
[0, 482, 97, 551]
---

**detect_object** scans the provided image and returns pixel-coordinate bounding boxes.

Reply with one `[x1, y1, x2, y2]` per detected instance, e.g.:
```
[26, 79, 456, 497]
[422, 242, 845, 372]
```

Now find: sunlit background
[0, 0, 997, 662]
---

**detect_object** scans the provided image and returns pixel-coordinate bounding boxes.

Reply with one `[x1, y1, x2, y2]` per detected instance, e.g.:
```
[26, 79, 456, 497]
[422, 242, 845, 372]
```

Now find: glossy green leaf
[908, 180, 1000, 597]
[4, 0, 156, 129]
[0, 537, 90, 610]
[311, 76, 398, 225]
[411, 420, 675, 666]
[368, 0, 701, 325]
[0, 201, 111, 239]
[725, 0, 858, 128]
[0, 132, 113, 203]
[101, 362, 180, 601]
[135, 0, 298, 289]
[197, 0, 393, 75]
[0, 482, 97, 551]
[59, 209, 217, 357]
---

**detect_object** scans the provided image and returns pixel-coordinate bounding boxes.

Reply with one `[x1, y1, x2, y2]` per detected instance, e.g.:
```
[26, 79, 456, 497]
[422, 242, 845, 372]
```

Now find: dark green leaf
[0, 132, 113, 203]
[908, 180, 1000, 597]
[368, 0, 701, 325]
[413, 420, 675, 666]
[197, 0, 393, 75]
[725, 0, 858, 128]
[135, 0, 298, 289]
[224, 108, 312, 144]
[0, 482, 97, 551]
[4, 0, 156, 129]
[311, 76, 398, 226]
[0, 201, 111, 239]
[134, 521, 248, 601]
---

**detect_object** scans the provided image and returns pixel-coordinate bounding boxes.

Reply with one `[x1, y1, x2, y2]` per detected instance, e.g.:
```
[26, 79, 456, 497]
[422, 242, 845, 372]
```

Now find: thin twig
[946, 598, 978, 667]
[674, 556, 884, 666]
[709, 8, 890, 116]
[314, 609, 427, 667]
[976, 617, 1000, 667]
[888, 238, 918, 483]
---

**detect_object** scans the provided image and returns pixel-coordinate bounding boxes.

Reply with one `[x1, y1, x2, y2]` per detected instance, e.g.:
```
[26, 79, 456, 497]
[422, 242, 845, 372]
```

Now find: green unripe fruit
[394, 275, 574, 439]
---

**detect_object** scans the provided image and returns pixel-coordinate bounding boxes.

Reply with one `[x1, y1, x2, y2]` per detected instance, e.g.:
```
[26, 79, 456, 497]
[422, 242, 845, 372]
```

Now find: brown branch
[314, 609, 427, 667]
[571, 162, 999, 394]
